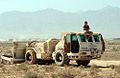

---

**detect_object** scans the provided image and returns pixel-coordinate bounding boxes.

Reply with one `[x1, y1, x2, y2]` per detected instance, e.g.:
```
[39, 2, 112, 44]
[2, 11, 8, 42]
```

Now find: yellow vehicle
[0, 41, 26, 64]
[25, 32, 105, 66]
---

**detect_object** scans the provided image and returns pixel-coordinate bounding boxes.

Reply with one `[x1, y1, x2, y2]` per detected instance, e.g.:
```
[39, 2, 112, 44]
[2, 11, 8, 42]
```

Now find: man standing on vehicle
[83, 21, 93, 34]
[83, 21, 89, 32]
[83, 21, 105, 53]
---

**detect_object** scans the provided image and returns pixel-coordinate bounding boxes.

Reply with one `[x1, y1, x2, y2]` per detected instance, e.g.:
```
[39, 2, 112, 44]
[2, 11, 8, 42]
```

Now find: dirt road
[90, 60, 120, 66]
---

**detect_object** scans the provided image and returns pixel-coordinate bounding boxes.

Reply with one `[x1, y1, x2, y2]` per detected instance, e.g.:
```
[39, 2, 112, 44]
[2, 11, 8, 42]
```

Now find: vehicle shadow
[68, 63, 115, 69]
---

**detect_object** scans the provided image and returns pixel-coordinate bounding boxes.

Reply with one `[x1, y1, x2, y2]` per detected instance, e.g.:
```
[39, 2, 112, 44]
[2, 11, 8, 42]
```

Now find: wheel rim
[26, 53, 32, 61]
[56, 53, 63, 62]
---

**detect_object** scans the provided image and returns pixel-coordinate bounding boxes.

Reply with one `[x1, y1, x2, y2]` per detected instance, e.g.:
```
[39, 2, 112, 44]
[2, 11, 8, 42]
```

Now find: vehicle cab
[58, 32, 105, 60]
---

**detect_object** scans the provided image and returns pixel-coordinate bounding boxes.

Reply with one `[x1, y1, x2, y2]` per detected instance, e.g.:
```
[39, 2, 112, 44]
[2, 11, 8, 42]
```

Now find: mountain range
[0, 6, 120, 40]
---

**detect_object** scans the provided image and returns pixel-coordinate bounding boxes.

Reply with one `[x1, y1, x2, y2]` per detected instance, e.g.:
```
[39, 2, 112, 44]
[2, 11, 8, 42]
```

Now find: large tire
[25, 50, 36, 64]
[76, 60, 90, 66]
[54, 51, 70, 66]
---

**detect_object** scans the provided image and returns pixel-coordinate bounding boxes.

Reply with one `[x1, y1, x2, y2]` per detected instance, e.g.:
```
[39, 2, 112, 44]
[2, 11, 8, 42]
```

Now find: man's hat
[84, 21, 88, 24]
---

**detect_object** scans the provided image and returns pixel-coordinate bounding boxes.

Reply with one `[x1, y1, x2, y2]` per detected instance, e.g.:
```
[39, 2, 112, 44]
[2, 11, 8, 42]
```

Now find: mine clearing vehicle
[0, 41, 27, 64]
[0, 32, 105, 66]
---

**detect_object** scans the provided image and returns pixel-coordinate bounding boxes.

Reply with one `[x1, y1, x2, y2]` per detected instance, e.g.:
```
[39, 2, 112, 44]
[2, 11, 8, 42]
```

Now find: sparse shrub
[112, 46, 119, 51]
[115, 65, 120, 73]
[50, 67, 75, 78]
[107, 65, 120, 78]
[60, 70, 74, 78]
[1, 66, 7, 73]
[32, 66, 39, 72]
[89, 64, 100, 78]
[0, 64, 4, 68]
[24, 71, 41, 78]
[16, 63, 28, 72]
[109, 65, 115, 69]
[59, 66, 86, 78]
[44, 66, 54, 72]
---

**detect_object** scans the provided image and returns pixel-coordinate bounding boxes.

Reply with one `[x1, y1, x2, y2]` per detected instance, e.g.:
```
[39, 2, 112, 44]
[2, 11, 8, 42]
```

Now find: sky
[0, 0, 120, 13]
[0, 0, 120, 39]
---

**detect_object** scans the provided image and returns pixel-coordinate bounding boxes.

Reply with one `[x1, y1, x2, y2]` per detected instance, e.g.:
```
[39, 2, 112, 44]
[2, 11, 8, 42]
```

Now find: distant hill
[113, 38, 120, 40]
[0, 6, 120, 40]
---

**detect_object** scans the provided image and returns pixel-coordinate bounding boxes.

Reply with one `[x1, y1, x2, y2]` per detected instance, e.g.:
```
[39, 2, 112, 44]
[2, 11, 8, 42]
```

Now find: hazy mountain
[0, 6, 120, 40]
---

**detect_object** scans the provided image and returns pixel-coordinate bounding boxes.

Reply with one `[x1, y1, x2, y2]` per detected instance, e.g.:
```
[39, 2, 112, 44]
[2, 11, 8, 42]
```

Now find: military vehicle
[25, 32, 105, 66]
[0, 41, 26, 64]
[0, 32, 105, 66]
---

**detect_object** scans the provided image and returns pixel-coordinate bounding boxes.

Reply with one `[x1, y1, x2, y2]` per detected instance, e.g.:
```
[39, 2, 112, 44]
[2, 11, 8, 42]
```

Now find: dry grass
[24, 71, 40, 78]
[0, 40, 120, 78]
[0, 62, 120, 78]
[15, 63, 29, 72]
[101, 40, 120, 60]
[115, 65, 120, 73]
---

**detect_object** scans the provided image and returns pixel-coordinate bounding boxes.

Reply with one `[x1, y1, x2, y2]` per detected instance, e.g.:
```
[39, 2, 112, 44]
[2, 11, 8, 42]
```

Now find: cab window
[66, 35, 71, 43]
[72, 34, 77, 41]
[79, 35, 86, 42]
[93, 35, 100, 42]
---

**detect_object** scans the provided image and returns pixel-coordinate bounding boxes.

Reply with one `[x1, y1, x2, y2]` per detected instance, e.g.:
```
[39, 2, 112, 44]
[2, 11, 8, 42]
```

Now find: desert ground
[0, 40, 120, 78]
